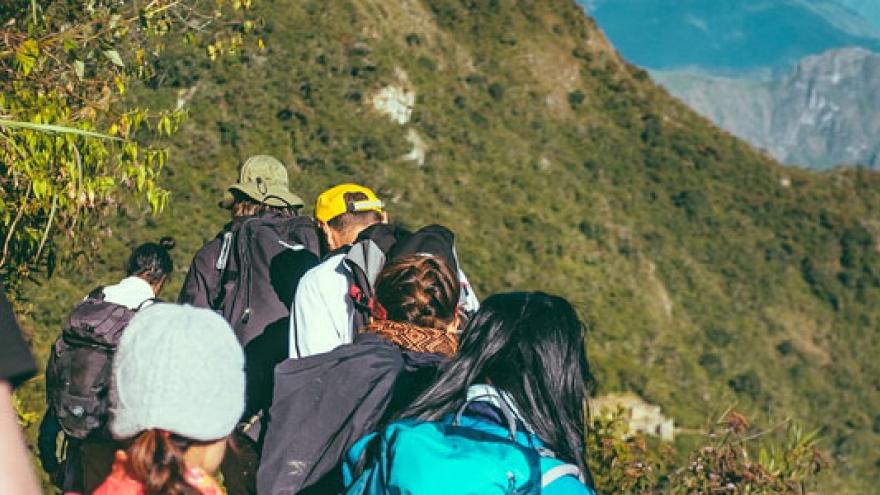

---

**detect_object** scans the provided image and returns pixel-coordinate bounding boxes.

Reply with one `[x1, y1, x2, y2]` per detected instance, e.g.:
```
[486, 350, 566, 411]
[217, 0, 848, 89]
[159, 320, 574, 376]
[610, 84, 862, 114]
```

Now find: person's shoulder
[185, 234, 224, 269]
[294, 254, 347, 299]
[303, 253, 347, 278]
[195, 233, 225, 255]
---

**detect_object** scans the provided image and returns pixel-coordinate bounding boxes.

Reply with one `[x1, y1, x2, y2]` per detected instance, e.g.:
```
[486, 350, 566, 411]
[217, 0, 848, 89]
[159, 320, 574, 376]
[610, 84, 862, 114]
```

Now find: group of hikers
[28, 155, 599, 494]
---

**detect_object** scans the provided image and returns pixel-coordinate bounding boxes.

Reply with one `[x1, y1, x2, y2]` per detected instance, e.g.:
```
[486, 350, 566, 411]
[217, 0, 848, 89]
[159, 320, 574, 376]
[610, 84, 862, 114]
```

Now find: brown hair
[326, 191, 383, 234]
[231, 191, 299, 219]
[374, 255, 460, 330]
[125, 429, 202, 495]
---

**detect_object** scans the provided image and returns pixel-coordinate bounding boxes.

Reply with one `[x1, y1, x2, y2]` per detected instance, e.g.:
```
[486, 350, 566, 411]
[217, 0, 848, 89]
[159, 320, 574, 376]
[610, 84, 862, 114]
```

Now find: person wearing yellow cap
[313, 184, 387, 250]
[289, 183, 388, 358]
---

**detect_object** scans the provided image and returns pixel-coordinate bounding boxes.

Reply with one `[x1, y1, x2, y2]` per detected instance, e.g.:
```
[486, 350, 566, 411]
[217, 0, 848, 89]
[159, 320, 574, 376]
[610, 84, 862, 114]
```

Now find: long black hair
[400, 291, 595, 483]
[125, 237, 175, 285]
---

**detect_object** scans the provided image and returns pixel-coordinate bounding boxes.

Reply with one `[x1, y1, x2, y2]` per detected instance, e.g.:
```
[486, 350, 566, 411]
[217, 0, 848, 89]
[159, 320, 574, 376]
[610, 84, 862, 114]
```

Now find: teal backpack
[343, 396, 586, 494]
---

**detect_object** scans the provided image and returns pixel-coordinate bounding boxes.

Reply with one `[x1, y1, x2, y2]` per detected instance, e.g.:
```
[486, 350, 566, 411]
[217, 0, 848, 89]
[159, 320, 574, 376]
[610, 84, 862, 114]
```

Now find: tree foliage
[0, 0, 257, 289]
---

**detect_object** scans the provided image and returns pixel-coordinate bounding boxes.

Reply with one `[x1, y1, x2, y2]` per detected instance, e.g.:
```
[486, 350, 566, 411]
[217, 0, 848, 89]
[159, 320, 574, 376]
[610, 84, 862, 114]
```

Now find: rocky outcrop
[591, 393, 675, 441]
[370, 68, 427, 166]
[654, 47, 880, 169]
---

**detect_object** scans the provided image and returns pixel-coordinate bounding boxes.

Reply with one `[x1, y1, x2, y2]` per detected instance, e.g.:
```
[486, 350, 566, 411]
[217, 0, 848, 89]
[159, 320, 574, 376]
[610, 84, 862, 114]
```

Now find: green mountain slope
[16, 1, 880, 491]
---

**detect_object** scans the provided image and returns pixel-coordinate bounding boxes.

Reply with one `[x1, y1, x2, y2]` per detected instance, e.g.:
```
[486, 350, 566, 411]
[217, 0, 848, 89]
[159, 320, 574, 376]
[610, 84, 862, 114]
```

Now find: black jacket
[179, 214, 320, 418]
[257, 333, 446, 495]
[178, 219, 238, 309]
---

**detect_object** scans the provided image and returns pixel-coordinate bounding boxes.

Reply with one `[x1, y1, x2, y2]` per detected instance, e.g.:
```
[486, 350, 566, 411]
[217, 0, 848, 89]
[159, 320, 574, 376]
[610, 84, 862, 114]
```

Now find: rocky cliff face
[654, 47, 880, 168]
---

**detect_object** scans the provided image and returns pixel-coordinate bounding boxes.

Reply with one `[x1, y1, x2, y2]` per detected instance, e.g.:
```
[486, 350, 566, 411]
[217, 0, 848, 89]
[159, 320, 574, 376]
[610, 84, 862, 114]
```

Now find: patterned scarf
[361, 320, 458, 357]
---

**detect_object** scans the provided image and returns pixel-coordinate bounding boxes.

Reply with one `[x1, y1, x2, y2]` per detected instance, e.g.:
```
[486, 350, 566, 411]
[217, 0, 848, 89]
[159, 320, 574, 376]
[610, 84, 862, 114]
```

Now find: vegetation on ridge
[0, 0, 256, 290]
[6, 0, 880, 492]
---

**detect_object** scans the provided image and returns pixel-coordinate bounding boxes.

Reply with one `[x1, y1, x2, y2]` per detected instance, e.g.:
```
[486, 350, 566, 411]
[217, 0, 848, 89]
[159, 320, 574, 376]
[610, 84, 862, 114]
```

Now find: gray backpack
[45, 288, 150, 440]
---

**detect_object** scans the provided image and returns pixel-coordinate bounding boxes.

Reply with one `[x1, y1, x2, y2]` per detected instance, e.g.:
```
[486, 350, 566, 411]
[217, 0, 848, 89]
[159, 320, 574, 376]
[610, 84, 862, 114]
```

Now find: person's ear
[319, 222, 341, 250]
[380, 211, 389, 224]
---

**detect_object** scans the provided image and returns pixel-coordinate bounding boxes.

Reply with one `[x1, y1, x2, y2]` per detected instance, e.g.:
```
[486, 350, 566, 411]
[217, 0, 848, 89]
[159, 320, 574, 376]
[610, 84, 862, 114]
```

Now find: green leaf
[74, 60, 85, 80]
[103, 50, 125, 67]
[0, 119, 121, 141]
[63, 38, 78, 53]
[15, 39, 40, 76]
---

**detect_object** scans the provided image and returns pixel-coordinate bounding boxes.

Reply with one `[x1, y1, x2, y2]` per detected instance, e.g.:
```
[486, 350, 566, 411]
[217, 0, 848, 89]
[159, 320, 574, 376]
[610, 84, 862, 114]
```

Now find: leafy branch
[0, 0, 260, 290]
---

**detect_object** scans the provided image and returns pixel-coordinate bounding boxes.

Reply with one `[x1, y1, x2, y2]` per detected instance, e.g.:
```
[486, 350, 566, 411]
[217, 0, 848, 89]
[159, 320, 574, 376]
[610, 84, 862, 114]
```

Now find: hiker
[178, 155, 315, 314]
[343, 291, 598, 494]
[259, 254, 462, 494]
[93, 303, 245, 495]
[290, 183, 479, 359]
[178, 155, 320, 495]
[289, 183, 388, 358]
[40, 238, 175, 494]
[0, 286, 42, 495]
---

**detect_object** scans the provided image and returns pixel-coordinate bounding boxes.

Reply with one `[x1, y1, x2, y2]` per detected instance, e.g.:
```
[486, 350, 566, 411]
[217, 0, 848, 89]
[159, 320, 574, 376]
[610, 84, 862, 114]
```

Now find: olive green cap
[221, 155, 304, 208]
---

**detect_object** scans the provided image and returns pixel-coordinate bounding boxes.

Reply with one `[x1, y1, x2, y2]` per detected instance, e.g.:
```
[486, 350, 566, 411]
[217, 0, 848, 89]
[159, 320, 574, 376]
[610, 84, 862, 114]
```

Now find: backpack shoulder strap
[134, 298, 157, 311]
[541, 463, 584, 487]
[216, 231, 235, 271]
[212, 221, 250, 310]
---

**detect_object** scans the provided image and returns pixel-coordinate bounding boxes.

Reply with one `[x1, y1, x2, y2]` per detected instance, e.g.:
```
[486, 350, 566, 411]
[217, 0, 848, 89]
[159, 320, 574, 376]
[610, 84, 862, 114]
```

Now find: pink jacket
[93, 451, 223, 495]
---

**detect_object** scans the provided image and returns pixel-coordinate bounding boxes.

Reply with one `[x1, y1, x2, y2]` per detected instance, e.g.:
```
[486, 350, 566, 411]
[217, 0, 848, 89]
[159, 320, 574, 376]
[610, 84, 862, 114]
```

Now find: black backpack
[345, 224, 473, 332]
[45, 288, 150, 440]
[214, 212, 321, 347]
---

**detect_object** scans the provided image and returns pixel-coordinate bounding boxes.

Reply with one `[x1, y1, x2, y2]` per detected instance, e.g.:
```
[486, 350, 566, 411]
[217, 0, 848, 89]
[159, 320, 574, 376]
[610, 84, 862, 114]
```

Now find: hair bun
[159, 236, 176, 251]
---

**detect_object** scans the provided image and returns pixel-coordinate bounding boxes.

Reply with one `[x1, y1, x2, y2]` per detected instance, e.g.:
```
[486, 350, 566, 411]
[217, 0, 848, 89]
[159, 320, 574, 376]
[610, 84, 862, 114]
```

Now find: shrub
[588, 410, 826, 494]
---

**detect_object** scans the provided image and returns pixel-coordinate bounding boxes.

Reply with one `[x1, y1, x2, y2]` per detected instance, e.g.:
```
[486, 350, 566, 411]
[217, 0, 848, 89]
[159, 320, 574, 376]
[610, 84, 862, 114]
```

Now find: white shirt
[101, 276, 156, 310]
[289, 254, 354, 358]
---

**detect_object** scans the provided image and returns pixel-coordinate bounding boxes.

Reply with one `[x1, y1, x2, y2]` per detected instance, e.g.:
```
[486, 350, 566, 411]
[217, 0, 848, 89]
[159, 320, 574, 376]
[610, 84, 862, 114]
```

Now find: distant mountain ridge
[582, 0, 880, 168]
[654, 47, 880, 169]
[582, 0, 880, 74]
[836, 0, 880, 30]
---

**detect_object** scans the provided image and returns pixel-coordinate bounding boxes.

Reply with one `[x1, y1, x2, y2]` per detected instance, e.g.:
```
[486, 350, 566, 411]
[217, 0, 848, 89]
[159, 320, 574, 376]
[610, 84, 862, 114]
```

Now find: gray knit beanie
[110, 303, 245, 441]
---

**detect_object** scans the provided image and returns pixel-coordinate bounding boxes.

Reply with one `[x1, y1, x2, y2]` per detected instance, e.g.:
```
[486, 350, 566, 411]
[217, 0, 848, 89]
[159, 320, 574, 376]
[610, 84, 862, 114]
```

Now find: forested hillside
[15, 0, 880, 491]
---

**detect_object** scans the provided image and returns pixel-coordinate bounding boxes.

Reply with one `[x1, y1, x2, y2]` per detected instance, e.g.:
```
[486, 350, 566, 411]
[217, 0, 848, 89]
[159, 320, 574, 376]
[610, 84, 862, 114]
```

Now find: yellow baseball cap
[314, 183, 385, 223]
